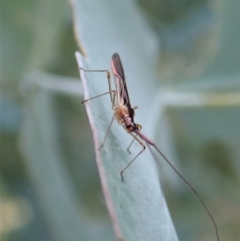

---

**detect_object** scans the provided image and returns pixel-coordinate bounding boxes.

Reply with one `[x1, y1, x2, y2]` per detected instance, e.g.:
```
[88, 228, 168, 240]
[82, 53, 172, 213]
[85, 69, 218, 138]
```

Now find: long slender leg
[127, 137, 135, 154]
[81, 90, 115, 104]
[79, 68, 114, 103]
[80, 68, 117, 149]
[121, 133, 145, 181]
[127, 124, 142, 154]
[99, 113, 115, 150]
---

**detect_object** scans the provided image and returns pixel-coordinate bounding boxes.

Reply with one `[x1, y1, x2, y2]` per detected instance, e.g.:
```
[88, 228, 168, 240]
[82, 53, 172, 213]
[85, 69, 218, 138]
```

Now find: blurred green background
[0, 0, 239, 241]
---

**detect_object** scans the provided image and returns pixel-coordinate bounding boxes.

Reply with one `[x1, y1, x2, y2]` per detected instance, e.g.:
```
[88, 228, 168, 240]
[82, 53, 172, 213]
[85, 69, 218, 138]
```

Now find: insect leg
[81, 91, 115, 104]
[99, 113, 115, 150]
[121, 133, 145, 181]
[79, 68, 114, 104]
[98, 89, 117, 150]
[127, 124, 142, 154]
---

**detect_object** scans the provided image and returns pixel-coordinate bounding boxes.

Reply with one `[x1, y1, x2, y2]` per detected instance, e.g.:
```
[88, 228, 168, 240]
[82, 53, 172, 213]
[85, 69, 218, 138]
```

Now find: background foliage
[0, 0, 239, 241]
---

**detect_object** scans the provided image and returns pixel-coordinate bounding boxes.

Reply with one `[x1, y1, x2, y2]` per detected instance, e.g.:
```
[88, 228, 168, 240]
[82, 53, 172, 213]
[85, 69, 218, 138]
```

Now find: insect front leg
[99, 114, 115, 150]
[79, 68, 115, 104]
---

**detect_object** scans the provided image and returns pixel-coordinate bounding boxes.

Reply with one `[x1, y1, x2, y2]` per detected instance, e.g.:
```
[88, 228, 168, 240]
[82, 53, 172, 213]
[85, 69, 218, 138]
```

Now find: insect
[79, 53, 220, 241]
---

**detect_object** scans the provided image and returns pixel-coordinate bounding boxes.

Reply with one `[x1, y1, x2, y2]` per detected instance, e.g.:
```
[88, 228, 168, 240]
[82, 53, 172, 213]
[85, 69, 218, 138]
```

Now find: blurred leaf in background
[0, 0, 120, 241]
[0, 0, 239, 241]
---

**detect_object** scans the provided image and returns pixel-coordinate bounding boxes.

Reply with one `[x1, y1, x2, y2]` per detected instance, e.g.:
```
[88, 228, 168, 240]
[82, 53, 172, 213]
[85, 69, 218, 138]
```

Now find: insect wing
[111, 53, 132, 108]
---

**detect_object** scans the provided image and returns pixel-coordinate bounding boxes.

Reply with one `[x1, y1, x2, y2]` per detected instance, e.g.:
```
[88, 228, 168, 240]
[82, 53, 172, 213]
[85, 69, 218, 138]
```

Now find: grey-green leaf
[71, 0, 178, 240]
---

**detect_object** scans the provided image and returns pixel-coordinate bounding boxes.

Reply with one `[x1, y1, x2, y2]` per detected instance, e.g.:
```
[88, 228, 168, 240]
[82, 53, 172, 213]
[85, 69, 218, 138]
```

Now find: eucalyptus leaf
[71, 0, 178, 240]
